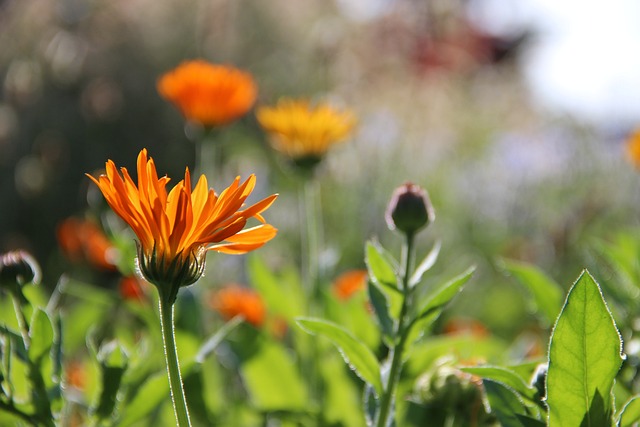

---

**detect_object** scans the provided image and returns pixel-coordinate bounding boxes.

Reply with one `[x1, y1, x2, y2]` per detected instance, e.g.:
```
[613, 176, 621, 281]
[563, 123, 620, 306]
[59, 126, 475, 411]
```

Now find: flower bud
[136, 244, 206, 304]
[0, 250, 40, 291]
[385, 183, 434, 235]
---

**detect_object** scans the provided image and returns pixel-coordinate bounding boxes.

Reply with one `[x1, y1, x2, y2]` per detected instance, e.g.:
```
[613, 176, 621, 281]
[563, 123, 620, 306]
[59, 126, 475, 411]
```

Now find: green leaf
[415, 266, 475, 322]
[195, 316, 244, 363]
[484, 379, 531, 427]
[296, 317, 383, 396]
[238, 336, 308, 411]
[365, 241, 399, 291]
[248, 254, 305, 322]
[409, 240, 441, 287]
[498, 258, 564, 326]
[546, 270, 624, 427]
[28, 309, 53, 362]
[617, 395, 640, 427]
[407, 267, 474, 345]
[461, 366, 538, 403]
[93, 342, 128, 420]
[515, 415, 546, 427]
[118, 372, 169, 426]
[367, 280, 395, 342]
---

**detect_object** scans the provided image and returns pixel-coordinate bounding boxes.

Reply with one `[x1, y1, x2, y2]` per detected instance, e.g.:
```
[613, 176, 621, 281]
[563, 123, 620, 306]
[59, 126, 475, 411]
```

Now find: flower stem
[376, 233, 415, 427]
[158, 297, 192, 427]
[303, 178, 322, 303]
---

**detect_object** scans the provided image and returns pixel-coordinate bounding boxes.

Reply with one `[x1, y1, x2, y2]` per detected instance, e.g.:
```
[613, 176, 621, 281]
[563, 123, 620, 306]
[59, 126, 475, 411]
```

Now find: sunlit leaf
[238, 336, 308, 411]
[93, 342, 128, 420]
[28, 309, 53, 363]
[483, 379, 532, 427]
[367, 280, 395, 342]
[296, 317, 382, 396]
[618, 395, 640, 427]
[461, 366, 538, 403]
[365, 241, 399, 291]
[409, 240, 441, 287]
[546, 270, 623, 427]
[195, 316, 244, 363]
[499, 258, 564, 326]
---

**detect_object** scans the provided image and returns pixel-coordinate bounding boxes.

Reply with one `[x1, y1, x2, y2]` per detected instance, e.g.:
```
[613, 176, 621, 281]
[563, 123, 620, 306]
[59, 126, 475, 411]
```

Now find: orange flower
[157, 59, 257, 127]
[119, 275, 148, 302]
[209, 285, 265, 327]
[442, 318, 489, 338]
[256, 98, 356, 166]
[626, 129, 640, 168]
[57, 217, 118, 271]
[87, 149, 277, 302]
[333, 269, 368, 300]
[65, 360, 86, 390]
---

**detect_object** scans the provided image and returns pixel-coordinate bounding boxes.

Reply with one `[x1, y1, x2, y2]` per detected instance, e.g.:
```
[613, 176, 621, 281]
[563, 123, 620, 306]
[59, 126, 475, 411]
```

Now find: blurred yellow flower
[626, 129, 640, 168]
[157, 59, 257, 127]
[87, 149, 277, 300]
[256, 98, 356, 165]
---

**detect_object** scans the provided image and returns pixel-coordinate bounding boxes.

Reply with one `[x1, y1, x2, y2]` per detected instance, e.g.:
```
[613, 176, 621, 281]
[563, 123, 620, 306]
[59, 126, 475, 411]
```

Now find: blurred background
[1, 0, 640, 340]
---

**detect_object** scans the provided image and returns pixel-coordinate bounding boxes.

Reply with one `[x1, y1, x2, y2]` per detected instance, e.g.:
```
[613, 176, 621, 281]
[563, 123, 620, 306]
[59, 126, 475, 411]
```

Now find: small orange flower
[442, 318, 489, 338]
[87, 149, 277, 302]
[256, 98, 356, 165]
[333, 269, 368, 300]
[209, 285, 265, 327]
[65, 360, 86, 390]
[57, 218, 118, 271]
[119, 275, 148, 302]
[625, 129, 640, 168]
[157, 59, 257, 127]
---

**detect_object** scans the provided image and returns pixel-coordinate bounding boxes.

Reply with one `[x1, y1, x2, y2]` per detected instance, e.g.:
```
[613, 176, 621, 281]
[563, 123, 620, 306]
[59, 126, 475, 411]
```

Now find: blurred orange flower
[625, 129, 640, 168]
[119, 275, 147, 302]
[157, 59, 257, 127]
[442, 318, 489, 338]
[209, 285, 265, 327]
[65, 360, 86, 390]
[256, 98, 356, 163]
[333, 269, 368, 300]
[56, 217, 118, 271]
[87, 149, 277, 300]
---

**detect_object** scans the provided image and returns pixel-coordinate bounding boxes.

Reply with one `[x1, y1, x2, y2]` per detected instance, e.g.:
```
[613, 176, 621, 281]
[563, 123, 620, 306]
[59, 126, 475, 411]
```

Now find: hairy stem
[158, 297, 192, 427]
[376, 233, 415, 427]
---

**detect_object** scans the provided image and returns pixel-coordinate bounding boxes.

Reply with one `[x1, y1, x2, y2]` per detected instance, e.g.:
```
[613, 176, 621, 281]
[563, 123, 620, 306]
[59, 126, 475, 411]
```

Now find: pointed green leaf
[93, 342, 128, 420]
[617, 395, 640, 427]
[248, 254, 305, 321]
[484, 379, 531, 427]
[499, 258, 564, 326]
[195, 316, 244, 363]
[28, 309, 54, 362]
[409, 240, 441, 287]
[367, 280, 394, 342]
[296, 317, 382, 396]
[118, 372, 169, 427]
[365, 241, 399, 291]
[238, 337, 308, 411]
[406, 267, 474, 345]
[547, 270, 624, 427]
[461, 366, 538, 403]
[416, 266, 475, 322]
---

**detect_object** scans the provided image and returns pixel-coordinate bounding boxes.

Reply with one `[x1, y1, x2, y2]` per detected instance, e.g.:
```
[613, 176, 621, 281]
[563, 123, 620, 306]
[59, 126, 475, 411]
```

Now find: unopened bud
[385, 183, 434, 235]
[0, 250, 40, 291]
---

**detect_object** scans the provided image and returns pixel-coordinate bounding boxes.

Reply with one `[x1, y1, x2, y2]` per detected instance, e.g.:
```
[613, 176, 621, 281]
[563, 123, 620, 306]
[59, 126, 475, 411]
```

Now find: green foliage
[296, 317, 383, 396]
[546, 270, 624, 427]
[499, 258, 564, 326]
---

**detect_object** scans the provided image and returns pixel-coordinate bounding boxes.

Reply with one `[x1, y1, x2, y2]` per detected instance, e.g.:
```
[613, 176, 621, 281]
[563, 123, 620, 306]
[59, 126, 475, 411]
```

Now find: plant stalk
[376, 233, 415, 427]
[158, 297, 192, 427]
